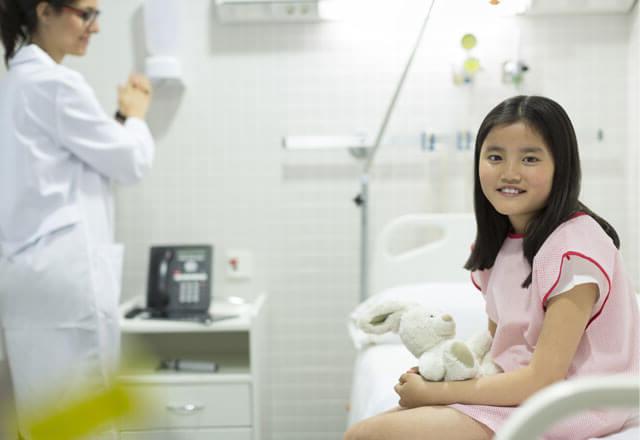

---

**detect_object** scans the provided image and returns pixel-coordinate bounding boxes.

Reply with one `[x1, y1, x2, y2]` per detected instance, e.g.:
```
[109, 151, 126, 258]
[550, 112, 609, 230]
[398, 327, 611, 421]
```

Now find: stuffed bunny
[357, 300, 501, 381]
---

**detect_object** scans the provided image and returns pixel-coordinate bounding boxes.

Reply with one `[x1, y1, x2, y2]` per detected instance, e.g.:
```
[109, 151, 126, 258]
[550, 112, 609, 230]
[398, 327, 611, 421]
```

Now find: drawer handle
[166, 403, 205, 414]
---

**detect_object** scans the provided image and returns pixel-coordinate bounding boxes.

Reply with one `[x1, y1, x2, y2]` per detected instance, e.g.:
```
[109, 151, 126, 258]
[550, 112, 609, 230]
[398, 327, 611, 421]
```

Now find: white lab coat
[0, 44, 154, 438]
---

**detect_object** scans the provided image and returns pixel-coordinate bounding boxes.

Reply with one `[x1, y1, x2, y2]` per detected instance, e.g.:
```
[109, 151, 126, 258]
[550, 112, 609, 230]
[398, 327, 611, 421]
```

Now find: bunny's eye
[428, 314, 434, 318]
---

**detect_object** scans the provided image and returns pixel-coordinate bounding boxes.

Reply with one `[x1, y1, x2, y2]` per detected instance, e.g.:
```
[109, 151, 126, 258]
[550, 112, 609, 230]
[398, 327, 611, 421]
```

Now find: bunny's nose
[441, 314, 453, 322]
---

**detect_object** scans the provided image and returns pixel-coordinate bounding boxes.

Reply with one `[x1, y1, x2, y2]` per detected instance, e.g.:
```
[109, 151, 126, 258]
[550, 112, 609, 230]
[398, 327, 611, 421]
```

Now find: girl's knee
[343, 423, 360, 440]
[343, 421, 371, 440]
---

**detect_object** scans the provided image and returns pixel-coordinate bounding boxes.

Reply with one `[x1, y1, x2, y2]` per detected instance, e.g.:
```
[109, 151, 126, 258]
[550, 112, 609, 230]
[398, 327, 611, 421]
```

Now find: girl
[344, 95, 639, 440]
[0, 0, 154, 438]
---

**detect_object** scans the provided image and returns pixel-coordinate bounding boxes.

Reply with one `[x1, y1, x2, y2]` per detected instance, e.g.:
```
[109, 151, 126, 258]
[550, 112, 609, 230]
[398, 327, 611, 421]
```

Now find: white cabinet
[117, 295, 266, 439]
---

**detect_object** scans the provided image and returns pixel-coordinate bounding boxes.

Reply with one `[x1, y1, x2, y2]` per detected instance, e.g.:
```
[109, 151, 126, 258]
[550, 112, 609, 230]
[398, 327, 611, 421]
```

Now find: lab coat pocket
[91, 243, 124, 318]
[0, 225, 95, 328]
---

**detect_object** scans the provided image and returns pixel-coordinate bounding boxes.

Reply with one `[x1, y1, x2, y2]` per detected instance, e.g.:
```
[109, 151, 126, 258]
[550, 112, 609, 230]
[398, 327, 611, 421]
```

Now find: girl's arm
[396, 283, 597, 408]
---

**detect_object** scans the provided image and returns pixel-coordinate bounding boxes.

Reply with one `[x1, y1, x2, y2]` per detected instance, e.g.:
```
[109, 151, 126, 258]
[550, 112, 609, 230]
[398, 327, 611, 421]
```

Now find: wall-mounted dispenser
[215, 0, 336, 23]
[144, 0, 182, 83]
[523, 0, 635, 15]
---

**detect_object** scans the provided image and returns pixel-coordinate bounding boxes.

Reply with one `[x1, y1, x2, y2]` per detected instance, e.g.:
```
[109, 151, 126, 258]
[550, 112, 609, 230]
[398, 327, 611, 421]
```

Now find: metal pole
[357, 0, 437, 302]
[363, 0, 437, 173]
[358, 174, 369, 303]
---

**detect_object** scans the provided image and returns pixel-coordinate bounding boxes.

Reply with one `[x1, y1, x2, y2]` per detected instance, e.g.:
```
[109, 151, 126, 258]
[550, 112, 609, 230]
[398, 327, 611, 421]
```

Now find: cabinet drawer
[119, 383, 252, 430]
[119, 427, 252, 440]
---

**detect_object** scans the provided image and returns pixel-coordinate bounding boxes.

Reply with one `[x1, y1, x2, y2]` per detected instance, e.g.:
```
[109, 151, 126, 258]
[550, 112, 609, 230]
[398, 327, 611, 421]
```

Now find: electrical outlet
[226, 249, 253, 280]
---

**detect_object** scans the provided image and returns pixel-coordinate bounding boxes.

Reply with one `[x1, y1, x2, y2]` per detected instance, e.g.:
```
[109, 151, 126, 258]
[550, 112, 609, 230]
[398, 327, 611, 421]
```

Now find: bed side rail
[495, 375, 640, 440]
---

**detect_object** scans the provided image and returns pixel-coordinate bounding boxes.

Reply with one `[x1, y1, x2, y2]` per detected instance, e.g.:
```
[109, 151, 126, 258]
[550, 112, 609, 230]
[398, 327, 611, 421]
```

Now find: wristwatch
[115, 110, 127, 124]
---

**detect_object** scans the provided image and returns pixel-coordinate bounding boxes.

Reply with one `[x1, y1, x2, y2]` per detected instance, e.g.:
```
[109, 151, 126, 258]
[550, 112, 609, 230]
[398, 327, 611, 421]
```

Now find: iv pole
[355, 0, 437, 303]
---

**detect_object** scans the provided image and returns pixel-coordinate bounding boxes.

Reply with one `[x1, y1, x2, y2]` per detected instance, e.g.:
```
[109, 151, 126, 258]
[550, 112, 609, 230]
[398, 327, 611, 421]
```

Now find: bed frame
[370, 213, 476, 294]
[496, 376, 639, 440]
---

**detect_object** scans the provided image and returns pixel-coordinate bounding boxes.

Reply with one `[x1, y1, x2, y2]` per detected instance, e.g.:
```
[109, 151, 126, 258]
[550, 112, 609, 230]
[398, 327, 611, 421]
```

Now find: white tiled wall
[0, 1, 637, 439]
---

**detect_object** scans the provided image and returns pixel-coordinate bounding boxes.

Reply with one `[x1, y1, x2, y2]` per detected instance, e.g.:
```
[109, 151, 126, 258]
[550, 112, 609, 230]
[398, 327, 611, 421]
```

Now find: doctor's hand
[394, 371, 431, 409]
[128, 73, 152, 95]
[117, 73, 152, 119]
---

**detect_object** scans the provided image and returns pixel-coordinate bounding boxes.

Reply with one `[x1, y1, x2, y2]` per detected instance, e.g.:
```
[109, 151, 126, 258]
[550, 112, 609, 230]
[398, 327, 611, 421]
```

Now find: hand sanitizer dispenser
[144, 0, 182, 82]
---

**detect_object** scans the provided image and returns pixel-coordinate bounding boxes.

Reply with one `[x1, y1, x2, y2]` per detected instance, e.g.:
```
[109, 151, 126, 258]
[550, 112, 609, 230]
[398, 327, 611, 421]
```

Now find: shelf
[121, 316, 251, 333]
[121, 349, 249, 372]
[119, 371, 252, 384]
[119, 297, 257, 333]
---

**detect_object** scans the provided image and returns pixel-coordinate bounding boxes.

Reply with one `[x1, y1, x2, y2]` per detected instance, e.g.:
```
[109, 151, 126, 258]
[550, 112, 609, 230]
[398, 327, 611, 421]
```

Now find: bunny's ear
[357, 301, 409, 335]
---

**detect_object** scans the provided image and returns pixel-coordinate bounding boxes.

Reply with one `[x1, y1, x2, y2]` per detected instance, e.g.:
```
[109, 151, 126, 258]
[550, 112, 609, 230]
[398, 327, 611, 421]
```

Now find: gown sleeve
[531, 215, 616, 327]
[470, 269, 490, 294]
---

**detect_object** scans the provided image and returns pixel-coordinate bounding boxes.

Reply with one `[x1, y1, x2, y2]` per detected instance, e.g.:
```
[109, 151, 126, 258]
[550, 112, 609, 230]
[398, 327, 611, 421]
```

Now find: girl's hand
[394, 371, 431, 408]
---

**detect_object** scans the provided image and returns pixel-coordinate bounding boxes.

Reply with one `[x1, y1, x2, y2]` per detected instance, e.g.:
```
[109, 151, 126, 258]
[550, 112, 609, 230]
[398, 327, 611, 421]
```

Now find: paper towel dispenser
[215, 0, 326, 23]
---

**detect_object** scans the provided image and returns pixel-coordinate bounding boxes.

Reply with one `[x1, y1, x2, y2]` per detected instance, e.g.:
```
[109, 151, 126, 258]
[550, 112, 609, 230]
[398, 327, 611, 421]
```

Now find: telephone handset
[146, 245, 213, 320]
[157, 249, 172, 306]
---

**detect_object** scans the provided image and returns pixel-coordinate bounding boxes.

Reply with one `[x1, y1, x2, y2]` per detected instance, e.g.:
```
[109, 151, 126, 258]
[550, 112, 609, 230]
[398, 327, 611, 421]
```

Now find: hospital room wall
[0, 1, 636, 439]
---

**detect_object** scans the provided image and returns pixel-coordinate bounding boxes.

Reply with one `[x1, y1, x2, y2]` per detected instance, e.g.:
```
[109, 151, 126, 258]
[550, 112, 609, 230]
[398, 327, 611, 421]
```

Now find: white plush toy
[357, 300, 502, 381]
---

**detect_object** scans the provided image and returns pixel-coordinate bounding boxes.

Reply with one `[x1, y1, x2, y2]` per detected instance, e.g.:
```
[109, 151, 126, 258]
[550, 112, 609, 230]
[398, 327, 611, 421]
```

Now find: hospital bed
[346, 213, 639, 439]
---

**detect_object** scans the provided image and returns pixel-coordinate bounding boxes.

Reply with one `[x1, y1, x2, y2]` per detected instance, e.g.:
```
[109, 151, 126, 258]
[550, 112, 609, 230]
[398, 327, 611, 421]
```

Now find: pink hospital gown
[451, 213, 640, 439]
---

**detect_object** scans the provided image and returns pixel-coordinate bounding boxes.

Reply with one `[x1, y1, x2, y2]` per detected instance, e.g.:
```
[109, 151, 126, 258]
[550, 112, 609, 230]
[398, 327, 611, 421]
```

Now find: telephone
[145, 245, 213, 321]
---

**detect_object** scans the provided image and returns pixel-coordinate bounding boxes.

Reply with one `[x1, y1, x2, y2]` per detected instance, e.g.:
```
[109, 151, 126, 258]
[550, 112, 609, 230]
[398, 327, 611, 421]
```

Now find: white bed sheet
[347, 344, 413, 425]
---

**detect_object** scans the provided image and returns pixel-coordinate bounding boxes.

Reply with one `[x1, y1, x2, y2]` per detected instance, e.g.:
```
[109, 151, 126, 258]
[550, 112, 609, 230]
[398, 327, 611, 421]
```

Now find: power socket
[226, 249, 253, 280]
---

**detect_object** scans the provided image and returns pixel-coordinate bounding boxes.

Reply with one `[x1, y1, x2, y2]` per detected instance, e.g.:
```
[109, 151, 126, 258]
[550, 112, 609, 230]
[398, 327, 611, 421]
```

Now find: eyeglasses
[62, 4, 100, 26]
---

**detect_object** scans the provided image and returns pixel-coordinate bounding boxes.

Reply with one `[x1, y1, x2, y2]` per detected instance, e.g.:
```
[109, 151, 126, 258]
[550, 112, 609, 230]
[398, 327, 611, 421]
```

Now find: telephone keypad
[179, 282, 201, 304]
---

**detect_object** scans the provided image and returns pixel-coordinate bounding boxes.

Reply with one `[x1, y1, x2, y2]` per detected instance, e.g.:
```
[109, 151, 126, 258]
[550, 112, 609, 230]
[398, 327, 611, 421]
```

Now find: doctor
[0, 0, 154, 437]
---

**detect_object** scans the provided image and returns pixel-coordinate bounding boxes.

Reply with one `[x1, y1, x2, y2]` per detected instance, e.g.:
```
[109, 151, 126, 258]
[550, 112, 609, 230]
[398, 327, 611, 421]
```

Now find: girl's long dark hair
[0, 0, 67, 66]
[464, 95, 620, 288]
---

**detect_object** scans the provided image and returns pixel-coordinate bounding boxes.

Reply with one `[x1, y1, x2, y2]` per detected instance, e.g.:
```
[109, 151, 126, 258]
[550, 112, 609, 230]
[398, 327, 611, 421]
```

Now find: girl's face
[479, 122, 555, 234]
[35, 0, 100, 62]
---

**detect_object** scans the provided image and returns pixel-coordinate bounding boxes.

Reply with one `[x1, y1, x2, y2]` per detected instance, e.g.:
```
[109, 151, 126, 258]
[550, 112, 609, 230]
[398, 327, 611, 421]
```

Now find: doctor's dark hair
[464, 95, 619, 288]
[0, 0, 68, 66]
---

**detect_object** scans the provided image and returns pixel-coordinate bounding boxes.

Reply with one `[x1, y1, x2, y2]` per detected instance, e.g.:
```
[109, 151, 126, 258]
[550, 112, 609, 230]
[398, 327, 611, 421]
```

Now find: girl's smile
[497, 186, 526, 197]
